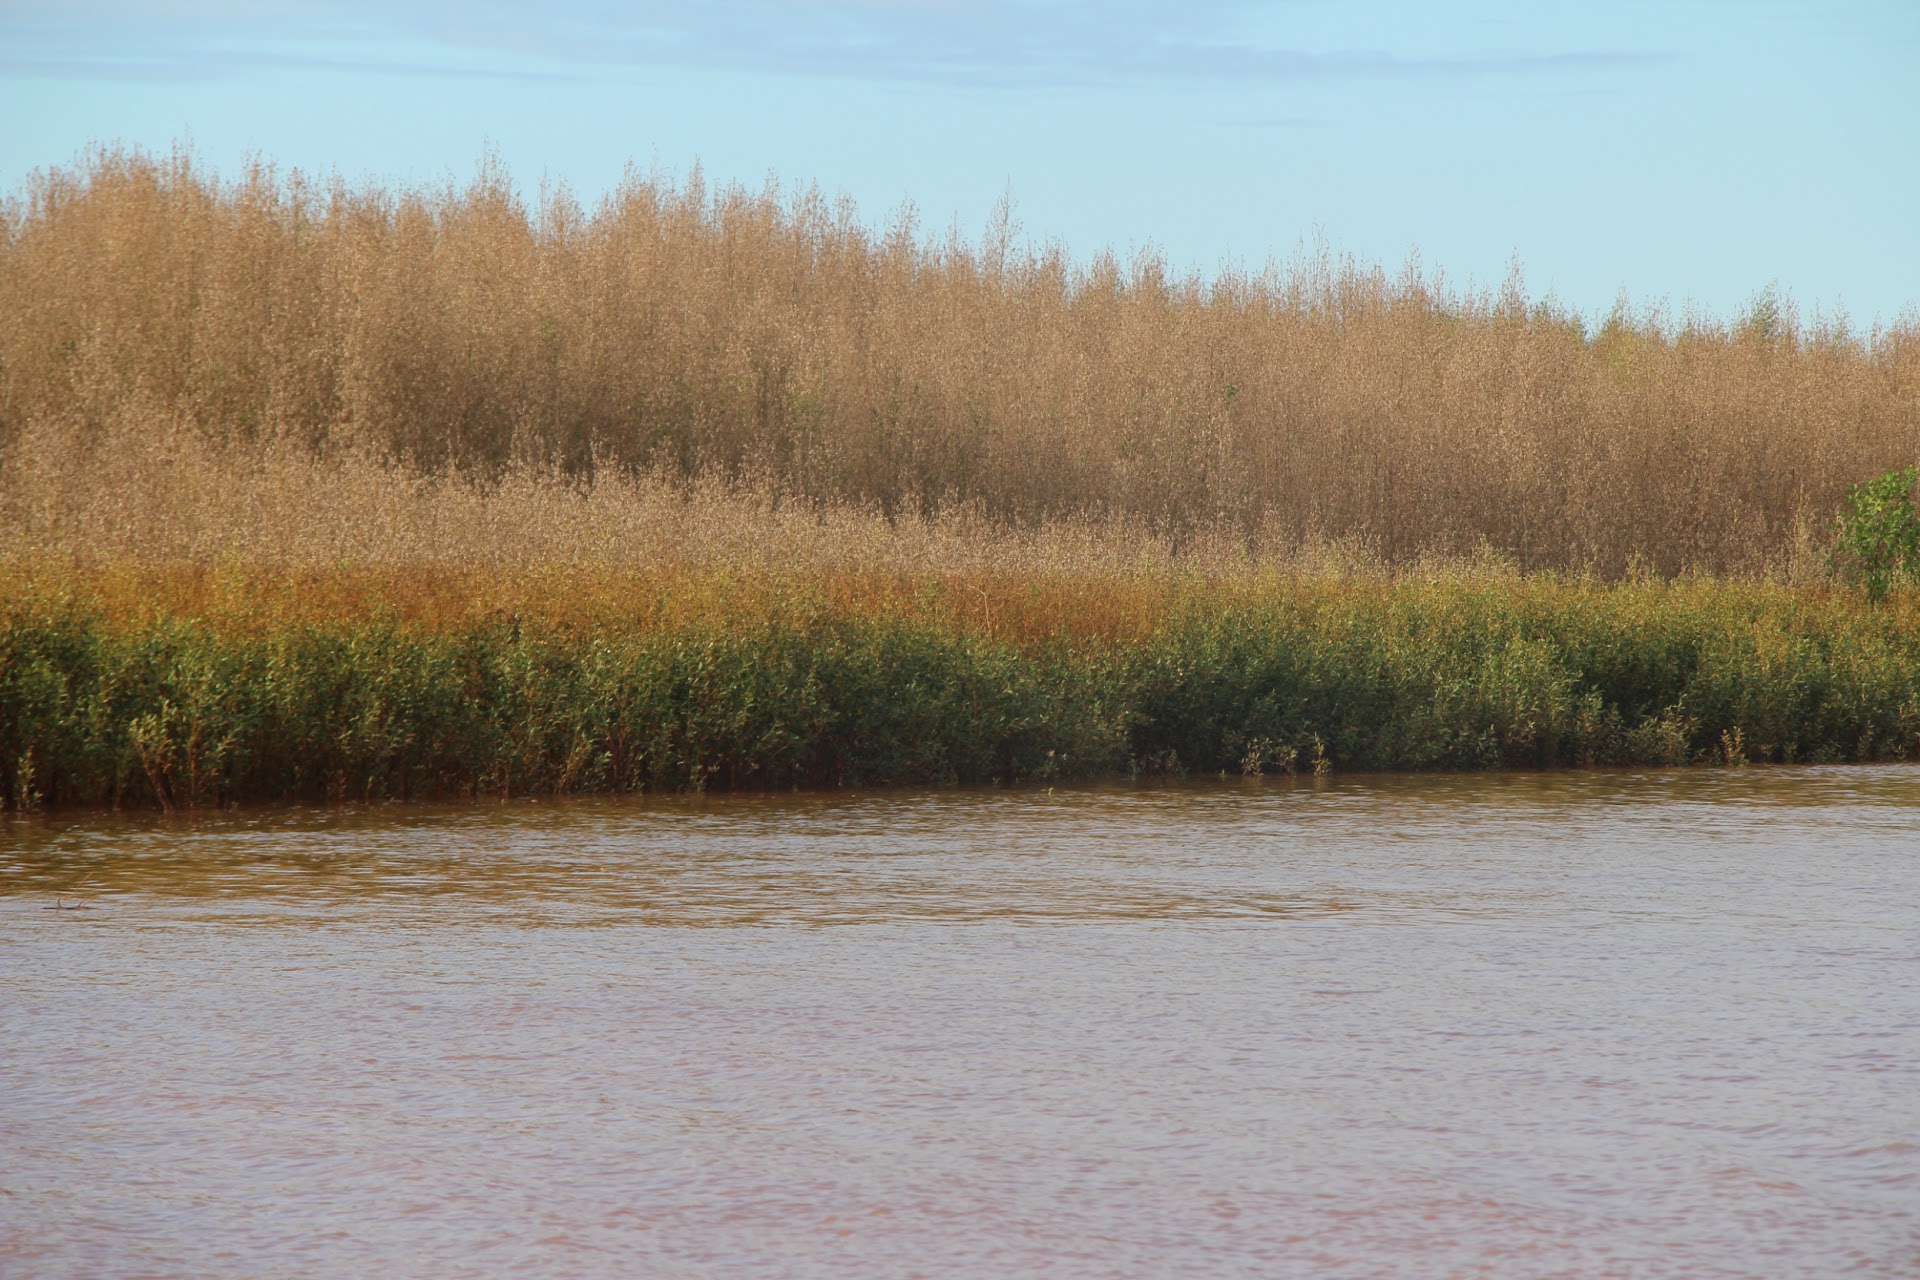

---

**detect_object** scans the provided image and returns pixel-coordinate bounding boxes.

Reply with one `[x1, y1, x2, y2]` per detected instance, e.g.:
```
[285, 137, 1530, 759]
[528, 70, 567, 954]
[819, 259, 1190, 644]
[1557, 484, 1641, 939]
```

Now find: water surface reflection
[4, 768, 1918, 1278]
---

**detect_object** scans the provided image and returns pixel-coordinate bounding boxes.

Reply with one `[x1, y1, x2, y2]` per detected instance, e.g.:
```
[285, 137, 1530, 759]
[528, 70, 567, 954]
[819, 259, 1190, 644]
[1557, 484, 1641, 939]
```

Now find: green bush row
[5, 585, 1920, 810]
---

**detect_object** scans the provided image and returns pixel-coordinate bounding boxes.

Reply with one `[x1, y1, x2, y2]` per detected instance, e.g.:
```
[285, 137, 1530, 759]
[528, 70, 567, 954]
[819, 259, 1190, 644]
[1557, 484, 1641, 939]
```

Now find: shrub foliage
[6, 574, 1918, 810]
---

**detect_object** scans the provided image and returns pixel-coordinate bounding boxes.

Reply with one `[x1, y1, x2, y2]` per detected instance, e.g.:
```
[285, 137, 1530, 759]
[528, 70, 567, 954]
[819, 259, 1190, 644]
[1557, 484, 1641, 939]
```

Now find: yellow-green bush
[5, 573, 1917, 810]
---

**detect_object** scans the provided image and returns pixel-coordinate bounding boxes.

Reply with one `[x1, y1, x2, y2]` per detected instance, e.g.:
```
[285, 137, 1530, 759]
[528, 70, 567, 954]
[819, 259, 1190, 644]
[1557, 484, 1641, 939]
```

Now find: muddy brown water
[3, 767, 1917, 1279]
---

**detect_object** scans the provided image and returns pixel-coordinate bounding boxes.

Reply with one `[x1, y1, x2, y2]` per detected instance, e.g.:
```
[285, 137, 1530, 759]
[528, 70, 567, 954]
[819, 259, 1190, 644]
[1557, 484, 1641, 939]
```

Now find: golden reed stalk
[3, 145, 1916, 577]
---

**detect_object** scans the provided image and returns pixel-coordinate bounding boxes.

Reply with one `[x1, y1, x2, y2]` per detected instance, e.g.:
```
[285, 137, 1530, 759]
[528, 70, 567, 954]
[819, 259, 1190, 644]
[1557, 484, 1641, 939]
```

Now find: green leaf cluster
[1838, 466, 1920, 601]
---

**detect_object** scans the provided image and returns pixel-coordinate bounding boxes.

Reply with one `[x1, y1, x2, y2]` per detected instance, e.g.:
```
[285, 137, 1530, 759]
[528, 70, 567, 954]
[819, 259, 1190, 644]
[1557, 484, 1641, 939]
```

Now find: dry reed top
[3, 556, 1896, 662]
[3, 147, 1918, 577]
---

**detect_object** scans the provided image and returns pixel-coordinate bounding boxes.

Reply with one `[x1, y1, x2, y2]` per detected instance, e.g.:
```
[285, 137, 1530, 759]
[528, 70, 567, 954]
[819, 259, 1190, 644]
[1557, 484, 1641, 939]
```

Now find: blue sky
[4, 0, 1916, 324]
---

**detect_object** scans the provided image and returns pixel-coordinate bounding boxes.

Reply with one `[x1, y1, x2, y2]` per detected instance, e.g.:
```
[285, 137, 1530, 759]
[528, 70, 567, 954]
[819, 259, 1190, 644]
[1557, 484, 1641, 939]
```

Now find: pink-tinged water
[3, 767, 1917, 1279]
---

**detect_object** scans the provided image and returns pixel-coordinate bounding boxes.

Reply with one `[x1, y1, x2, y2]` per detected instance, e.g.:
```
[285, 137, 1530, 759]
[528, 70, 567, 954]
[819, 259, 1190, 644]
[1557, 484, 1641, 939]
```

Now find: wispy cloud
[1, 0, 1668, 89]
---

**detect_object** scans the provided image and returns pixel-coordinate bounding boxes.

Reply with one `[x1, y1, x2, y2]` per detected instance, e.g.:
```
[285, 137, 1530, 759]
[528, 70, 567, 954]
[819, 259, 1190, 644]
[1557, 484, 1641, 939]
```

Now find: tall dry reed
[4, 145, 1917, 575]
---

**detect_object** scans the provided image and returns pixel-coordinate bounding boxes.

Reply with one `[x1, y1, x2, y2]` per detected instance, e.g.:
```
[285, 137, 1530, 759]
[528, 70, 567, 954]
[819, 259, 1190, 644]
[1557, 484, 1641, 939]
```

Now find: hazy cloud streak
[1, 0, 1665, 88]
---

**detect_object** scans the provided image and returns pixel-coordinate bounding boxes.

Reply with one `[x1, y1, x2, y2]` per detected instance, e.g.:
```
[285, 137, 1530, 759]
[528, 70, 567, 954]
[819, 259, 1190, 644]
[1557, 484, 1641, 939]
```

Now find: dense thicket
[5, 148, 1918, 575]
[6, 572, 1917, 810]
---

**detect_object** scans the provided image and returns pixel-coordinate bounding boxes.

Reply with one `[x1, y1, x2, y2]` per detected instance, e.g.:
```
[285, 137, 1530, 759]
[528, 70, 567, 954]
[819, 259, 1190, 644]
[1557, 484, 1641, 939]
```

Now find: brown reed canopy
[2, 146, 1917, 576]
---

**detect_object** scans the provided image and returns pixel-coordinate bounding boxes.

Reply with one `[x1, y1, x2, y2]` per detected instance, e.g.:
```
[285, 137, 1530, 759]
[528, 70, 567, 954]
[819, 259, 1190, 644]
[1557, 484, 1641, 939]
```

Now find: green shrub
[1838, 466, 1920, 601]
[7, 578, 1920, 810]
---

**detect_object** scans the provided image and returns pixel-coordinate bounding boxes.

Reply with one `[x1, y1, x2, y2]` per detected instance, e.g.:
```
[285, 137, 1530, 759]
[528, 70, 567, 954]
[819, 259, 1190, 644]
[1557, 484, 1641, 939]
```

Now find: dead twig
[42, 874, 97, 911]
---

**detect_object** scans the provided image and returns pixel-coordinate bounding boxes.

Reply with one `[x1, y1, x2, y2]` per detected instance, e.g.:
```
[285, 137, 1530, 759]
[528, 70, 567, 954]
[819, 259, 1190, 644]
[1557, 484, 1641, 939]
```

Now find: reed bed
[6, 565, 1920, 811]
[4, 147, 1918, 576]
[5, 146, 1920, 809]
[1, 414, 1329, 581]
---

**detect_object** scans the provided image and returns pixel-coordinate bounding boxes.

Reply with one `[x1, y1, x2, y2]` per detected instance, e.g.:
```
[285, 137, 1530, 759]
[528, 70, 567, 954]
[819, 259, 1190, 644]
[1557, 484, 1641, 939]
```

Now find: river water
[3, 767, 1917, 1278]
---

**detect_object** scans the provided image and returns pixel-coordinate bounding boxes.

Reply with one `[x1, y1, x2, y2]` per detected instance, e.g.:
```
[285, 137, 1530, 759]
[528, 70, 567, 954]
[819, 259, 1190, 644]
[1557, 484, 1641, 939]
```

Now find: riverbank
[4, 565, 1916, 810]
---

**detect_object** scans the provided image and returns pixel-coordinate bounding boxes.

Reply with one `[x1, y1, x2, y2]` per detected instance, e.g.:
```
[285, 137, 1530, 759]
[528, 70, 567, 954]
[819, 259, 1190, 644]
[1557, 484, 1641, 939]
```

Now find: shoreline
[6, 567, 1917, 812]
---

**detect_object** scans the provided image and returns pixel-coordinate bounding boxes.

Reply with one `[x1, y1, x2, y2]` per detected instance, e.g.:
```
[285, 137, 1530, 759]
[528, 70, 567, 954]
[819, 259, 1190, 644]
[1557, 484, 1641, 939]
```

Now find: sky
[3, 0, 1916, 325]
